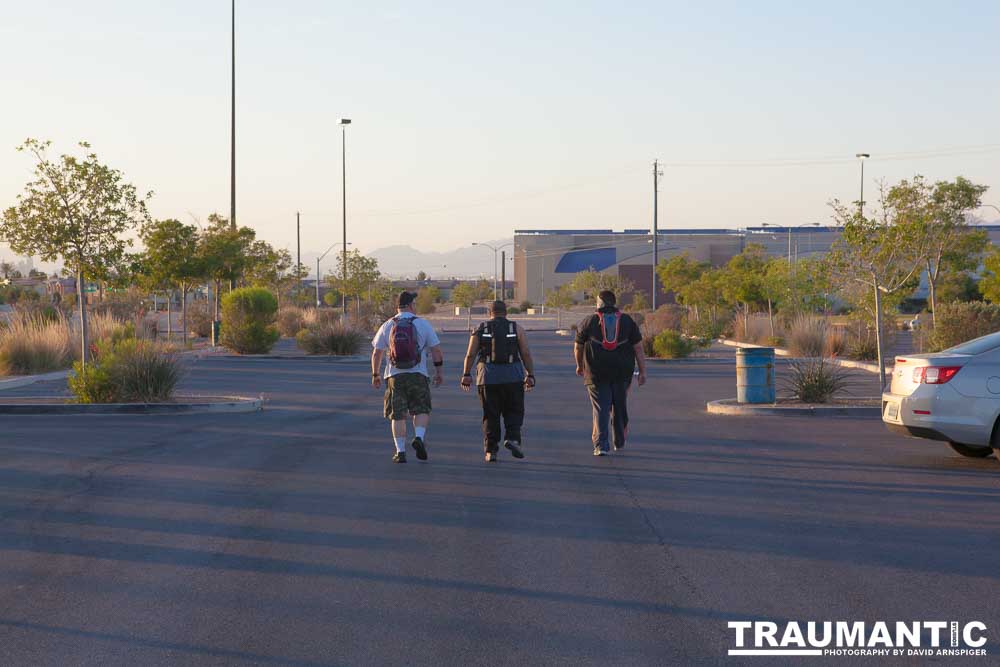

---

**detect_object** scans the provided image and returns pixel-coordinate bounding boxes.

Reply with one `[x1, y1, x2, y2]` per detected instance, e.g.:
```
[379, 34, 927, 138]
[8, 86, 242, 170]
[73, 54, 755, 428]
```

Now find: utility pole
[652, 159, 662, 310]
[230, 0, 236, 230]
[501, 251, 506, 301]
[296, 212, 301, 304]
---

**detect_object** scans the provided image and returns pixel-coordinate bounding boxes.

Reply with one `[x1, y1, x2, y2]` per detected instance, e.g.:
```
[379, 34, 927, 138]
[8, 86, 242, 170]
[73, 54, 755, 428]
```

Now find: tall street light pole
[473, 242, 513, 301]
[856, 153, 870, 217]
[340, 119, 352, 317]
[230, 0, 236, 231]
[317, 241, 350, 308]
[652, 159, 663, 310]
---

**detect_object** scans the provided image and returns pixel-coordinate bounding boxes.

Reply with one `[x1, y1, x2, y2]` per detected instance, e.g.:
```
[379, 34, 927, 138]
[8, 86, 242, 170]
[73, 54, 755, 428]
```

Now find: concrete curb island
[706, 398, 881, 417]
[0, 395, 264, 415]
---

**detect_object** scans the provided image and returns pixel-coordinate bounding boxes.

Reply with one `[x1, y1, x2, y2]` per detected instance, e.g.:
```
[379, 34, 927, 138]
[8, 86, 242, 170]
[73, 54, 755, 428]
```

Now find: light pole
[230, 0, 236, 231]
[761, 223, 792, 265]
[340, 118, 352, 316]
[856, 153, 870, 216]
[316, 241, 350, 308]
[472, 242, 513, 300]
[652, 159, 663, 309]
[980, 204, 1000, 217]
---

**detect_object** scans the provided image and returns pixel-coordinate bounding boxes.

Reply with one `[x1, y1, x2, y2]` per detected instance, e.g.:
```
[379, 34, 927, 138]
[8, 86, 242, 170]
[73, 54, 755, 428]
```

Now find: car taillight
[913, 366, 962, 384]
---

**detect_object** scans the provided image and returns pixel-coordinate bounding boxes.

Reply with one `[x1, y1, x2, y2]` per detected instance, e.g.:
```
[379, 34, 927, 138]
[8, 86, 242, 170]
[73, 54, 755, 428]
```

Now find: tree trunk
[77, 269, 89, 370]
[874, 281, 886, 390]
[214, 280, 221, 320]
[166, 290, 173, 341]
[926, 259, 937, 329]
[181, 285, 189, 346]
[767, 299, 775, 338]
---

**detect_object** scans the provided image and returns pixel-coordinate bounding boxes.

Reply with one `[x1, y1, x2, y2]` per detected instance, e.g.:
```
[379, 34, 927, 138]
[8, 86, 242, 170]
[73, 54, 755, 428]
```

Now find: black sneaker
[393, 451, 407, 463]
[504, 440, 524, 459]
[613, 441, 625, 451]
[485, 452, 498, 463]
[411, 437, 428, 461]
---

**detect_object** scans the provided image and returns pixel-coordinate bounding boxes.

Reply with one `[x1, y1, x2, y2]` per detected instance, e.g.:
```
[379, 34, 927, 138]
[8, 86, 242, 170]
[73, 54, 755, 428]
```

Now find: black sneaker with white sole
[411, 437, 428, 461]
[504, 440, 524, 459]
[393, 451, 407, 463]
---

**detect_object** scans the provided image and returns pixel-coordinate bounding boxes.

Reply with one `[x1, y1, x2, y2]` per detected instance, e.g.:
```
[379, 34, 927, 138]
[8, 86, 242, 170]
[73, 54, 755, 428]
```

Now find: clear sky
[1, 0, 999, 263]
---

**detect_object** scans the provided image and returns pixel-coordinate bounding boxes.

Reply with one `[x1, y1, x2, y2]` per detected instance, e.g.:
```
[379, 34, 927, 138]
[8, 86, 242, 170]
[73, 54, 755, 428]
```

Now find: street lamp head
[856, 153, 870, 160]
[340, 118, 352, 125]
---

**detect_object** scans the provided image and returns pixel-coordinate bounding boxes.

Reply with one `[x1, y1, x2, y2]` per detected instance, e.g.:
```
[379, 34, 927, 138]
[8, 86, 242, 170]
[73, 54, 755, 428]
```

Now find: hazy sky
[2, 0, 999, 264]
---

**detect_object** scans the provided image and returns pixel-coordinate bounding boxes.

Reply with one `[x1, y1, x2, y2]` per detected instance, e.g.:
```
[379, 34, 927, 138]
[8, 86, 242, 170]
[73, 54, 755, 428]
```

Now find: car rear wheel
[948, 442, 994, 458]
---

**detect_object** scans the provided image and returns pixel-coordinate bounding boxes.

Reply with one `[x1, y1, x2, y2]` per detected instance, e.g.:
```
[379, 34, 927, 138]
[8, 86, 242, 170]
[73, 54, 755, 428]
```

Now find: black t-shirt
[575, 308, 642, 385]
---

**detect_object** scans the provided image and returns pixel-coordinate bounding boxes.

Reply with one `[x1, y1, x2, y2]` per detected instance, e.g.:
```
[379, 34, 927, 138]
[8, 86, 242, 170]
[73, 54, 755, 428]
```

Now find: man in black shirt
[461, 301, 537, 462]
[574, 290, 646, 456]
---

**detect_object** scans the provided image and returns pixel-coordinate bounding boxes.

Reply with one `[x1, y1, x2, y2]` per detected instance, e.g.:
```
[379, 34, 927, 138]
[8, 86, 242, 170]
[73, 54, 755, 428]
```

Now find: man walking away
[574, 290, 646, 456]
[372, 291, 444, 463]
[461, 301, 536, 463]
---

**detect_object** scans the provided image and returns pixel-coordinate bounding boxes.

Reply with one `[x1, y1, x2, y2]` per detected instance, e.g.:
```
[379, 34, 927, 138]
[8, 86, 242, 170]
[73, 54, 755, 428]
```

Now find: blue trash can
[737, 347, 775, 404]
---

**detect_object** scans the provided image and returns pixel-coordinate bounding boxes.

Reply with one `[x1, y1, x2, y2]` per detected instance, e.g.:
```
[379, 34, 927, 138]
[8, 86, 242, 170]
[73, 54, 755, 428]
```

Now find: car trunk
[889, 354, 969, 396]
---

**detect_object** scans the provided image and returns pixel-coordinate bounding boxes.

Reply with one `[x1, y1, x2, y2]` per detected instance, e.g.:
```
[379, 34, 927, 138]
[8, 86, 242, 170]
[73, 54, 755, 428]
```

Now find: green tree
[416, 270, 427, 281]
[140, 219, 203, 344]
[332, 250, 383, 316]
[544, 283, 576, 328]
[414, 286, 439, 314]
[570, 269, 635, 302]
[979, 246, 1000, 304]
[656, 254, 709, 308]
[828, 179, 931, 387]
[199, 214, 254, 319]
[0, 261, 13, 279]
[629, 291, 650, 312]
[721, 244, 768, 336]
[452, 282, 478, 331]
[0, 139, 151, 367]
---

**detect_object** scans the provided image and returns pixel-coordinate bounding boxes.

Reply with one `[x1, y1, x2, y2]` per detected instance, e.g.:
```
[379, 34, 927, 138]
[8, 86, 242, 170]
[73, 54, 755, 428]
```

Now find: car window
[945, 331, 1000, 356]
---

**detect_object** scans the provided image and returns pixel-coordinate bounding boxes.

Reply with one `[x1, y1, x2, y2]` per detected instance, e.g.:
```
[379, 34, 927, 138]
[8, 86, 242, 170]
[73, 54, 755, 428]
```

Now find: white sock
[414, 427, 426, 439]
[393, 437, 406, 453]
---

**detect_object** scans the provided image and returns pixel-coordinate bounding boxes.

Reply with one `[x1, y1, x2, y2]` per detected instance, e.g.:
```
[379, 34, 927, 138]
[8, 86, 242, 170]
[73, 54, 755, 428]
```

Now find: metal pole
[296, 211, 301, 303]
[787, 228, 791, 266]
[501, 251, 506, 301]
[230, 0, 236, 231]
[341, 125, 348, 317]
[859, 160, 865, 217]
[493, 248, 498, 301]
[316, 257, 321, 307]
[652, 159, 659, 310]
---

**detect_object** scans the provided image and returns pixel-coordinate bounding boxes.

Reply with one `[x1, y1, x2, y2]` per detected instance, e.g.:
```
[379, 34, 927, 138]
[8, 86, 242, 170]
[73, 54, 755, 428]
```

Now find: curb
[0, 395, 264, 415]
[706, 398, 881, 417]
[0, 370, 70, 392]
[203, 354, 368, 362]
[717, 339, 881, 375]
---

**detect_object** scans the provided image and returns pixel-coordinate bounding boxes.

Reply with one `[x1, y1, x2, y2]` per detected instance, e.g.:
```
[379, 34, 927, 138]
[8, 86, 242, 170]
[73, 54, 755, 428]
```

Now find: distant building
[514, 226, 1000, 305]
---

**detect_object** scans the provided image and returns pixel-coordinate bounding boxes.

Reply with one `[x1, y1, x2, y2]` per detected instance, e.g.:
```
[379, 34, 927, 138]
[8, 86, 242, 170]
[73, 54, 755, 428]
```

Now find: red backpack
[388, 316, 421, 369]
[597, 310, 621, 351]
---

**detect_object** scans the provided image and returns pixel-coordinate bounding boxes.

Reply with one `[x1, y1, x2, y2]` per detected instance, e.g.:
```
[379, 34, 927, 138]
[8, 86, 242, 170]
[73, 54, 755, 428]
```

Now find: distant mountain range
[366, 238, 514, 279]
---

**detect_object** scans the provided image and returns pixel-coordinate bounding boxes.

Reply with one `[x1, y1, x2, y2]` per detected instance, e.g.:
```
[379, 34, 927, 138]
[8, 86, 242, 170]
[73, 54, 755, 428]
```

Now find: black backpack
[479, 319, 521, 365]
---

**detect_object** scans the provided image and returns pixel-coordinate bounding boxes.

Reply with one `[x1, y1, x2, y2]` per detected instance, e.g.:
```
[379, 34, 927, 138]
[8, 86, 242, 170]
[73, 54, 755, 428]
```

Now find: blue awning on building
[554, 247, 617, 273]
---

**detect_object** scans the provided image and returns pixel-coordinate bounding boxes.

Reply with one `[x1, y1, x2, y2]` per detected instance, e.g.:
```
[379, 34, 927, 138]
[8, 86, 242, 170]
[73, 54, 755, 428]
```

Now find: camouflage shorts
[383, 373, 432, 420]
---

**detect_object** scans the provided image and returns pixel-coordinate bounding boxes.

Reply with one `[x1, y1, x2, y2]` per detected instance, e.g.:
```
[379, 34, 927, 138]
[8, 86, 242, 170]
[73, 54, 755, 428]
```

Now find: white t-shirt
[372, 312, 441, 378]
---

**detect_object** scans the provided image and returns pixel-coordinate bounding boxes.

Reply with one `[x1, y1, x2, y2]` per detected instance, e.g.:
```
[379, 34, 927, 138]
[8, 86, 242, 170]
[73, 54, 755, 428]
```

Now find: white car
[882, 331, 1000, 462]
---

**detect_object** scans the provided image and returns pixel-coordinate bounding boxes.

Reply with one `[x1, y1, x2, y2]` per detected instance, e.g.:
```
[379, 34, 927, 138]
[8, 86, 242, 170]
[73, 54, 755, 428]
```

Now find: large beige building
[514, 226, 850, 305]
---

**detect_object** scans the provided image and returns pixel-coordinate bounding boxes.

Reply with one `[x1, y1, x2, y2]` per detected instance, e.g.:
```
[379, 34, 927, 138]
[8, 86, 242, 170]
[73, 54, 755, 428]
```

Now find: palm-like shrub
[782, 358, 850, 404]
[221, 288, 280, 354]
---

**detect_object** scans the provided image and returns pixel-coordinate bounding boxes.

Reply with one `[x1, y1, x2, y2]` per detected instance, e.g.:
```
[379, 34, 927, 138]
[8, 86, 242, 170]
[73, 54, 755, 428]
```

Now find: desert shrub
[187, 302, 214, 338]
[221, 287, 280, 354]
[786, 315, 828, 357]
[519, 301, 533, 311]
[277, 306, 308, 338]
[927, 302, 1000, 352]
[765, 336, 785, 348]
[68, 338, 182, 403]
[682, 315, 725, 342]
[88, 311, 133, 346]
[848, 334, 878, 361]
[295, 321, 366, 355]
[651, 329, 698, 359]
[782, 358, 851, 404]
[641, 305, 685, 340]
[733, 313, 772, 345]
[91, 289, 146, 321]
[825, 326, 848, 357]
[507, 306, 521, 315]
[0, 312, 74, 375]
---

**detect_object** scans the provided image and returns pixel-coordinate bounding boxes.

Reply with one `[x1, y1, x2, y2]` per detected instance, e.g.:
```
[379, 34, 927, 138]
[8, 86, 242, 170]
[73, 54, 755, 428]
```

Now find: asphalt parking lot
[0, 332, 997, 665]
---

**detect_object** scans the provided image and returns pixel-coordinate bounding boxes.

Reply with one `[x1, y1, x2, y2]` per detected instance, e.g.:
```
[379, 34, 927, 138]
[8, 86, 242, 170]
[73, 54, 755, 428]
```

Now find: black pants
[587, 380, 630, 451]
[478, 382, 525, 453]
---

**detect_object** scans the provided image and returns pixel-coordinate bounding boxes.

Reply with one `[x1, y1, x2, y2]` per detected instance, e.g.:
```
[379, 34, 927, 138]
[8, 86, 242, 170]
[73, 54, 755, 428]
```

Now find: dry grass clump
[0, 311, 73, 375]
[786, 315, 828, 357]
